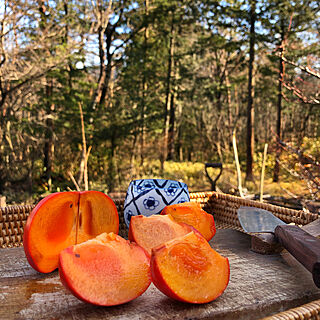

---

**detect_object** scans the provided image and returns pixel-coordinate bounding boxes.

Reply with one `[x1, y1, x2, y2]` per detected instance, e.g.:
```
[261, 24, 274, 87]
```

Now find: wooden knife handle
[275, 224, 320, 288]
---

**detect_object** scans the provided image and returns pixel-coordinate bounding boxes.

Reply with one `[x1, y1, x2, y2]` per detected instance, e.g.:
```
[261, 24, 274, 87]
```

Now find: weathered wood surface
[303, 218, 320, 236]
[1, 229, 319, 320]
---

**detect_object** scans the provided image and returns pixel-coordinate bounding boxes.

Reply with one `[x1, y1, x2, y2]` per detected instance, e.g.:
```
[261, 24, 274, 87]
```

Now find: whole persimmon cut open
[161, 202, 216, 241]
[128, 214, 194, 256]
[59, 233, 151, 306]
[151, 231, 230, 304]
[23, 191, 119, 273]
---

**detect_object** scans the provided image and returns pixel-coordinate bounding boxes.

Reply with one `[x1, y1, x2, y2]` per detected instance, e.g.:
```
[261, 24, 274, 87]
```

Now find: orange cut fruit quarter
[59, 232, 151, 306]
[151, 231, 230, 304]
[128, 214, 195, 256]
[23, 191, 119, 273]
[161, 202, 216, 241]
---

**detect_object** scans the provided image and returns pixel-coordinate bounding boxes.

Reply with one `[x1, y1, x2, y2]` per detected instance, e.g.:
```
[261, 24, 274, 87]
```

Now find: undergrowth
[2, 158, 312, 205]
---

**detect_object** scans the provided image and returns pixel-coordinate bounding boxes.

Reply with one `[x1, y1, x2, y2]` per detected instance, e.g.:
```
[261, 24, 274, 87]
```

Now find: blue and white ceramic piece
[123, 179, 190, 228]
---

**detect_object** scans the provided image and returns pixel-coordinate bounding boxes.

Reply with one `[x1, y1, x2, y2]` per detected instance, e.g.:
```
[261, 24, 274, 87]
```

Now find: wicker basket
[0, 191, 319, 319]
[263, 299, 320, 320]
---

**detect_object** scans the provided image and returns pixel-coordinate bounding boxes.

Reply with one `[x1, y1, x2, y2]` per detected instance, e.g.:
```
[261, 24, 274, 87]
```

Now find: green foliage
[0, 0, 319, 203]
[301, 137, 320, 157]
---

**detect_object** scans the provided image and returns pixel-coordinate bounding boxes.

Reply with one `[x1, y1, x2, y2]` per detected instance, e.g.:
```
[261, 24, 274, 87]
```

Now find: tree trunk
[226, 68, 233, 151]
[0, 15, 8, 188]
[299, 105, 313, 144]
[160, 14, 174, 172]
[99, 26, 113, 106]
[245, 0, 256, 182]
[130, 129, 138, 172]
[167, 88, 175, 160]
[91, 0, 113, 110]
[140, 0, 149, 166]
[63, 1, 73, 93]
[0, 36, 7, 192]
[107, 133, 116, 192]
[39, 2, 54, 190]
[273, 24, 285, 182]
[0, 8, 7, 111]
[177, 125, 183, 162]
[44, 82, 54, 191]
[92, 25, 107, 110]
[140, 80, 146, 166]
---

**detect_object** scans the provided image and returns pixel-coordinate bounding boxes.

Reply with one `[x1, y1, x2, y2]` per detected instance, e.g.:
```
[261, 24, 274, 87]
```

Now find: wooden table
[1, 229, 319, 320]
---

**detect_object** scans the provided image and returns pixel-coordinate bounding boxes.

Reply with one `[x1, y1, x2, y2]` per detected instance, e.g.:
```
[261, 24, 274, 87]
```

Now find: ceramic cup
[123, 178, 190, 228]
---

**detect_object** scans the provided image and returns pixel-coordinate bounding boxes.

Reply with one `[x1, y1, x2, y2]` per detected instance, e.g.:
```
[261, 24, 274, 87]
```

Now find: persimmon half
[59, 233, 151, 306]
[151, 231, 230, 304]
[23, 191, 119, 273]
[128, 214, 194, 256]
[161, 202, 216, 241]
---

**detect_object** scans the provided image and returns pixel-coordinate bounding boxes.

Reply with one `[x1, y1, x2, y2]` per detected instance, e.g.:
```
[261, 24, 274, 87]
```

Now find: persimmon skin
[59, 233, 151, 306]
[161, 202, 216, 241]
[23, 192, 79, 273]
[150, 231, 230, 304]
[128, 214, 195, 256]
[23, 191, 119, 273]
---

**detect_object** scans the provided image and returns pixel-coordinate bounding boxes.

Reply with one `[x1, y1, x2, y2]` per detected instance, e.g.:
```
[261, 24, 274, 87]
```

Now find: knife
[237, 206, 320, 288]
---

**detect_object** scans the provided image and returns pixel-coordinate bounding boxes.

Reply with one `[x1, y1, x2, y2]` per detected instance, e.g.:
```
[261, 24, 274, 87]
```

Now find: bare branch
[282, 80, 320, 105]
[232, 129, 244, 198]
[275, 53, 320, 80]
[68, 171, 81, 191]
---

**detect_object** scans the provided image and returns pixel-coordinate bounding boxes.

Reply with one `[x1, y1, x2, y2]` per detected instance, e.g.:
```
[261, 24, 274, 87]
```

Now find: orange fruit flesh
[152, 232, 229, 303]
[129, 215, 192, 256]
[161, 202, 216, 241]
[25, 192, 79, 273]
[76, 191, 119, 244]
[24, 191, 119, 273]
[59, 233, 151, 306]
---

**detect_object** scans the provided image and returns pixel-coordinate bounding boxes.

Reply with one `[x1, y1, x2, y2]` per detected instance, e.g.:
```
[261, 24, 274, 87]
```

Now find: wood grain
[275, 224, 320, 287]
[1, 229, 319, 320]
[303, 218, 320, 237]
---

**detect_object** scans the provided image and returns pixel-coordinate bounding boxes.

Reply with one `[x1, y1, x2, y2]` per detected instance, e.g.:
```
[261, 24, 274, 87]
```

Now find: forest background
[0, 0, 319, 206]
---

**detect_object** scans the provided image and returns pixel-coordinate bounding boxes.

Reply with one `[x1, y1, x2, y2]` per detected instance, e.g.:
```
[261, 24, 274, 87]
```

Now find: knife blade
[237, 206, 320, 288]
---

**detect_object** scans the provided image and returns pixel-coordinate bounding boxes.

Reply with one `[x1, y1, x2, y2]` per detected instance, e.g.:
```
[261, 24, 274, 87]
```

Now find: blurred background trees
[0, 0, 319, 203]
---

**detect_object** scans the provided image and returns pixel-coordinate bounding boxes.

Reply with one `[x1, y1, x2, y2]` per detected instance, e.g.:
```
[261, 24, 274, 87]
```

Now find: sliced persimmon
[151, 231, 230, 304]
[59, 233, 151, 306]
[76, 191, 119, 244]
[23, 191, 119, 273]
[128, 214, 194, 256]
[161, 202, 216, 241]
[23, 192, 79, 273]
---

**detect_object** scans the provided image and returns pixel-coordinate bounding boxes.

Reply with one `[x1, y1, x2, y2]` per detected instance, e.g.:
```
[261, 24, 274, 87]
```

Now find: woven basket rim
[1, 190, 318, 220]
